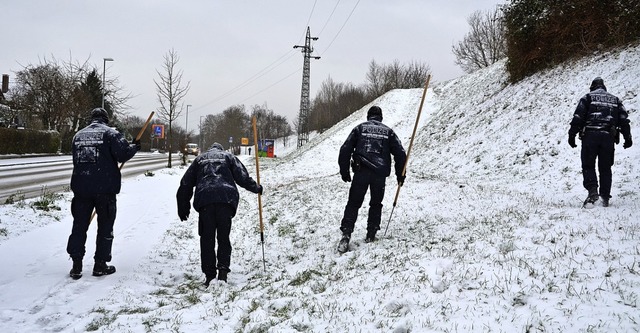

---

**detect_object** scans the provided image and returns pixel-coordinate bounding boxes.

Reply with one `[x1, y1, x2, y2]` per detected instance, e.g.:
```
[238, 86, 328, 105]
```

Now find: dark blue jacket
[70, 119, 138, 195]
[176, 143, 260, 217]
[569, 88, 631, 139]
[339, 116, 406, 178]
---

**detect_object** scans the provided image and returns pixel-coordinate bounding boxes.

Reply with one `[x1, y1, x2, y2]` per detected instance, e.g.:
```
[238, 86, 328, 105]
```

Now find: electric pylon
[294, 27, 320, 148]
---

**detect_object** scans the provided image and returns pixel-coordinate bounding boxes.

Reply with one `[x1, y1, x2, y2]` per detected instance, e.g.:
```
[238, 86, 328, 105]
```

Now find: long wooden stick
[252, 116, 266, 272]
[384, 75, 431, 236]
[89, 111, 155, 223]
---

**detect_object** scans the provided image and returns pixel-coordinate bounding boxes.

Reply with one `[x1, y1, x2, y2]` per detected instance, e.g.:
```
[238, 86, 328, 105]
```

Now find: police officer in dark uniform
[337, 106, 407, 253]
[568, 77, 632, 207]
[67, 108, 141, 279]
[176, 142, 262, 286]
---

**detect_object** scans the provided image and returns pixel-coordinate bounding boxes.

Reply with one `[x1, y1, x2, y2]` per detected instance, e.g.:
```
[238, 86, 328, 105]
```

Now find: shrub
[503, 0, 640, 82]
[0, 127, 60, 154]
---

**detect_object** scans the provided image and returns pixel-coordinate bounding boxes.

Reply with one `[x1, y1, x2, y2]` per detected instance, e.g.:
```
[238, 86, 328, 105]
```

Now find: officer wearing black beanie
[568, 77, 632, 207]
[336, 105, 406, 252]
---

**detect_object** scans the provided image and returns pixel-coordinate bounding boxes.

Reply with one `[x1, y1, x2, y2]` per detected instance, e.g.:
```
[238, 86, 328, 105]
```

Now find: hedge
[0, 127, 61, 154]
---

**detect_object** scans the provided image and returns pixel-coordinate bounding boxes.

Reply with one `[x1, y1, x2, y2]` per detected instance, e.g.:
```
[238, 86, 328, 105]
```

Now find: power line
[304, 0, 319, 38]
[237, 68, 301, 105]
[320, 0, 361, 56]
[318, 0, 342, 36]
[192, 0, 350, 119]
[194, 49, 298, 111]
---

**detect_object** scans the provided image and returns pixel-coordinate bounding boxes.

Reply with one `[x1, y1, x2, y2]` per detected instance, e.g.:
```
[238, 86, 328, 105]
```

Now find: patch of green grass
[85, 311, 116, 331]
[4, 191, 25, 205]
[118, 306, 150, 315]
[184, 290, 200, 305]
[268, 214, 279, 225]
[142, 316, 162, 333]
[150, 288, 170, 296]
[277, 223, 295, 237]
[289, 269, 321, 286]
[31, 186, 62, 211]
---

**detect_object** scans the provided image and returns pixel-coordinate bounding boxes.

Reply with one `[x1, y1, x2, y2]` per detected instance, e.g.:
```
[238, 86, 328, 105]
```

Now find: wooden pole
[252, 116, 266, 272]
[384, 75, 431, 236]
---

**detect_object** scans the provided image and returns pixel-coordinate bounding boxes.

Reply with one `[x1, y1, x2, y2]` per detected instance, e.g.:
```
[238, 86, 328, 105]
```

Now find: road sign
[152, 124, 164, 139]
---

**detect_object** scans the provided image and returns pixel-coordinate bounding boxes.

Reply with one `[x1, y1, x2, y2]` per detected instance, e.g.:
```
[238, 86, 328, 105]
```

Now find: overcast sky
[2, 0, 505, 131]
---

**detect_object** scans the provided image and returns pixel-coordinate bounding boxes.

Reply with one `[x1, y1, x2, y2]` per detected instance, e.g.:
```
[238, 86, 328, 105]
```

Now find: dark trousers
[199, 203, 234, 277]
[581, 131, 615, 197]
[67, 193, 117, 262]
[340, 167, 386, 235]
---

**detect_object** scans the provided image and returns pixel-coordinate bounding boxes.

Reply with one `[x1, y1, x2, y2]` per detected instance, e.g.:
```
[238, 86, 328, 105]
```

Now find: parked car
[185, 143, 200, 156]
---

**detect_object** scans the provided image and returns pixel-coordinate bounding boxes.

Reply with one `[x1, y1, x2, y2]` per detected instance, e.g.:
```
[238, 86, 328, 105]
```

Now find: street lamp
[102, 58, 114, 109]
[186, 104, 192, 134]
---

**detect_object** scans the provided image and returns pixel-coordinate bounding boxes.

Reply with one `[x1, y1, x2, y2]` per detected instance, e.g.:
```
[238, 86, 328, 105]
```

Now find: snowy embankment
[1, 43, 640, 332]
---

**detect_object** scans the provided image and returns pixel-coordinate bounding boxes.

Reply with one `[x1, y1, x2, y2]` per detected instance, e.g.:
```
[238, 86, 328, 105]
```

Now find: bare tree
[403, 60, 432, 88]
[154, 48, 190, 167]
[364, 59, 431, 100]
[310, 76, 366, 132]
[365, 60, 385, 98]
[251, 103, 292, 141]
[452, 8, 507, 73]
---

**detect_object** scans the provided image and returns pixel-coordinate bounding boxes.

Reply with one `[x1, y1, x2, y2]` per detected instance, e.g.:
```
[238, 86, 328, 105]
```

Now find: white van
[185, 143, 200, 156]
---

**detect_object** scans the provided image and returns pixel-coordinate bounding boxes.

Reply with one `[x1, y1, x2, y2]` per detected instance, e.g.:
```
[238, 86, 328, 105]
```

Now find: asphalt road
[0, 153, 182, 204]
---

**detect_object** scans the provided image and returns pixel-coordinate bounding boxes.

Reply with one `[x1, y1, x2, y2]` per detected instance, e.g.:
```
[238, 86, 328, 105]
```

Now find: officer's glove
[341, 173, 351, 183]
[568, 134, 577, 148]
[257, 185, 264, 195]
[397, 175, 406, 186]
[178, 210, 189, 221]
[132, 139, 142, 151]
[624, 136, 633, 149]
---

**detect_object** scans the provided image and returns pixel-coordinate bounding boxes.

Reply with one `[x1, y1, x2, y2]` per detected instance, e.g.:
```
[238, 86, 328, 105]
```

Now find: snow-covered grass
[1, 43, 640, 332]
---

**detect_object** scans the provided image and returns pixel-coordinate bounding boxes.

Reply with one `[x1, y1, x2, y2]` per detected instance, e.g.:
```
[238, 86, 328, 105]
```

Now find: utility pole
[294, 27, 320, 148]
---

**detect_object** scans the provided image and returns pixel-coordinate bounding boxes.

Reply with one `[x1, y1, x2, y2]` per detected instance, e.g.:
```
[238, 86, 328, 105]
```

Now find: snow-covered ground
[1, 43, 640, 332]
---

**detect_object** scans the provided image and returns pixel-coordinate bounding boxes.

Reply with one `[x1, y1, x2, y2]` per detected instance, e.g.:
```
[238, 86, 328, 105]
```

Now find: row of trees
[0, 48, 292, 159]
[307, 59, 431, 132]
[2, 56, 129, 134]
[201, 104, 293, 151]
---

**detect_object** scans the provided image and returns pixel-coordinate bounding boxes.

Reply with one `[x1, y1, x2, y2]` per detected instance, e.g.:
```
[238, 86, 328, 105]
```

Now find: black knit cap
[367, 105, 383, 120]
[590, 77, 606, 91]
[91, 107, 109, 124]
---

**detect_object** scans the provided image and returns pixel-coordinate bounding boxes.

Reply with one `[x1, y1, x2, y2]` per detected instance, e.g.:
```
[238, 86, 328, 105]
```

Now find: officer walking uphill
[568, 77, 632, 207]
[176, 143, 262, 286]
[337, 106, 406, 253]
[67, 108, 141, 279]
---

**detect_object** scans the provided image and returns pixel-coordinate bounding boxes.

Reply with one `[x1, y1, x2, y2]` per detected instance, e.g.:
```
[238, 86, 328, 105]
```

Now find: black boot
[217, 270, 228, 283]
[69, 258, 82, 280]
[203, 273, 216, 287]
[365, 230, 376, 243]
[337, 233, 351, 253]
[92, 260, 116, 276]
[601, 195, 610, 207]
[583, 188, 599, 207]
